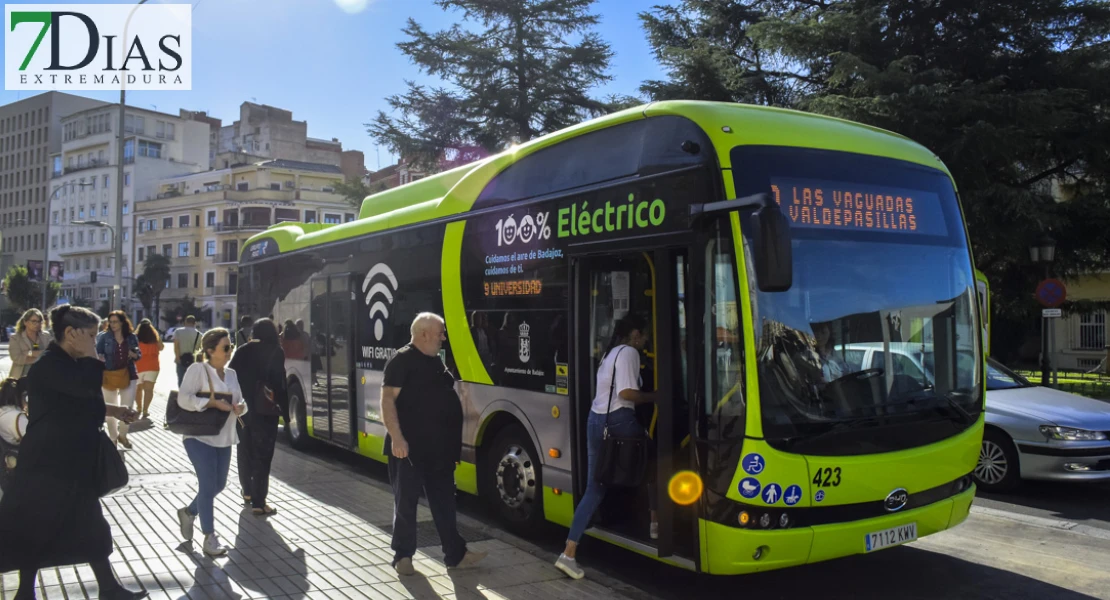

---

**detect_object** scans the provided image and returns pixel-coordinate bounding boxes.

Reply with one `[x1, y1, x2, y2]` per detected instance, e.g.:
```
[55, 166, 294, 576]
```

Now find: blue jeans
[567, 408, 646, 543]
[184, 438, 231, 535]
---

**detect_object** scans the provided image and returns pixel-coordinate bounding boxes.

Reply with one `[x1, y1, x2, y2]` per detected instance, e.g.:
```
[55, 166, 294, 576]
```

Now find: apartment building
[0, 92, 106, 298]
[134, 159, 356, 328]
[49, 106, 209, 307]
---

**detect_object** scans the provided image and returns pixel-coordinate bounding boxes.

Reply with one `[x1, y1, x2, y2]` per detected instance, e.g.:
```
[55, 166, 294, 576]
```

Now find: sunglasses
[27, 319, 41, 324]
[217, 343, 234, 353]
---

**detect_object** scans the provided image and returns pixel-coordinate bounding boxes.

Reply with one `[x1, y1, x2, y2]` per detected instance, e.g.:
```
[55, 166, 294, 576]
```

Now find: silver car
[976, 358, 1110, 491]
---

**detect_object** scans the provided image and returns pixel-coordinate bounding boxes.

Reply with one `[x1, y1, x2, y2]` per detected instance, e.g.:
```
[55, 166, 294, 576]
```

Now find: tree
[138, 254, 172, 329]
[2, 265, 59, 313]
[368, 0, 616, 171]
[333, 177, 374, 209]
[641, 0, 1110, 363]
[161, 296, 207, 330]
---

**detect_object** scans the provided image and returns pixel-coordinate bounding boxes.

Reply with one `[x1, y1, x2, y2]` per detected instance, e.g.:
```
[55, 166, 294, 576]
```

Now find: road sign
[1042, 308, 1062, 318]
[1035, 279, 1067, 308]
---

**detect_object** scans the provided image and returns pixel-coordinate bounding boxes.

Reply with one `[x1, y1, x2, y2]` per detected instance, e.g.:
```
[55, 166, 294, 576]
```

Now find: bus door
[309, 273, 357, 448]
[572, 247, 697, 564]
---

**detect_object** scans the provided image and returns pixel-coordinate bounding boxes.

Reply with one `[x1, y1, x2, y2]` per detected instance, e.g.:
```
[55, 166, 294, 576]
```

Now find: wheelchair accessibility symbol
[742, 453, 765, 475]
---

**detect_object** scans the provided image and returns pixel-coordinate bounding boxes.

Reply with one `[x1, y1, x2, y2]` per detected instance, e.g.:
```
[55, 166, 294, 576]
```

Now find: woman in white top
[174, 328, 247, 557]
[555, 314, 657, 580]
[0, 378, 27, 446]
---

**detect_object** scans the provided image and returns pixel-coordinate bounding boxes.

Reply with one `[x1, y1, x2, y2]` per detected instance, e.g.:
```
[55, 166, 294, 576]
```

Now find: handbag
[254, 346, 283, 417]
[164, 365, 230, 436]
[593, 347, 650, 488]
[103, 368, 129, 391]
[179, 330, 200, 368]
[96, 428, 128, 497]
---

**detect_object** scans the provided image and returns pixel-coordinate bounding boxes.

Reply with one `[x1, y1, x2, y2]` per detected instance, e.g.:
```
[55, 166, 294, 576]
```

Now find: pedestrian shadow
[179, 552, 244, 600]
[232, 508, 309, 599]
[396, 570, 486, 600]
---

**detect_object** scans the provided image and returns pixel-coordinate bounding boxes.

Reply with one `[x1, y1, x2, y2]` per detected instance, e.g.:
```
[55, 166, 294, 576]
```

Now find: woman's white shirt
[0, 405, 28, 445]
[590, 345, 642, 414]
[178, 361, 248, 448]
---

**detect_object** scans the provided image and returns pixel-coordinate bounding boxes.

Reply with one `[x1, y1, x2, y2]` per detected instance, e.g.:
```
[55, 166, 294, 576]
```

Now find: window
[323, 213, 341, 224]
[178, 215, 189, 228]
[304, 210, 317, 223]
[1078, 312, 1106, 350]
[52, 211, 58, 224]
[68, 232, 74, 246]
[177, 273, 188, 288]
[101, 203, 108, 217]
[178, 242, 189, 257]
[98, 289, 109, 300]
[95, 257, 101, 269]
[78, 231, 84, 245]
[125, 115, 144, 134]
[156, 121, 175, 139]
[206, 210, 216, 226]
[269, 183, 281, 191]
[205, 272, 215, 288]
[78, 205, 85, 219]
[345, 213, 355, 223]
[194, 241, 200, 257]
[52, 156, 61, 176]
[193, 273, 199, 288]
[124, 173, 131, 187]
[84, 258, 90, 270]
[138, 141, 162, 159]
[162, 244, 171, 256]
[123, 139, 134, 162]
[91, 177, 96, 190]
[51, 235, 57, 249]
[122, 202, 129, 215]
[123, 228, 129, 242]
[103, 174, 109, 188]
[138, 247, 145, 262]
[101, 231, 107, 243]
[206, 240, 216, 256]
[236, 182, 248, 191]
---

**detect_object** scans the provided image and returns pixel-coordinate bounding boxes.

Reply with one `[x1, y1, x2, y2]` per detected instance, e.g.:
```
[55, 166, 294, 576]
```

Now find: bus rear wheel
[285, 384, 312, 451]
[482, 426, 543, 533]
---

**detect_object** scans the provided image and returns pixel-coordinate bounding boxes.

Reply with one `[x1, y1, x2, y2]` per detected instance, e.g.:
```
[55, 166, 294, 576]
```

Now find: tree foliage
[136, 254, 172, 328]
[642, 0, 1110, 361]
[333, 177, 374, 209]
[2, 265, 59, 313]
[369, 0, 617, 171]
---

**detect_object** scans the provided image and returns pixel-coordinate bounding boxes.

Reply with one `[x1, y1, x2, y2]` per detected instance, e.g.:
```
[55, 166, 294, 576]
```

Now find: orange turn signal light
[738, 511, 751, 526]
[552, 488, 563, 495]
[667, 471, 703, 506]
[549, 448, 561, 458]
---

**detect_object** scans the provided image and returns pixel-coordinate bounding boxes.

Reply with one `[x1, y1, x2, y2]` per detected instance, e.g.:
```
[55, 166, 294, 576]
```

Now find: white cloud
[334, 0, 370, 14]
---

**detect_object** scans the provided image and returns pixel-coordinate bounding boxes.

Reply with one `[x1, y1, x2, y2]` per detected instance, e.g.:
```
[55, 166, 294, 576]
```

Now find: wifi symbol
[362, 263, 398, 341]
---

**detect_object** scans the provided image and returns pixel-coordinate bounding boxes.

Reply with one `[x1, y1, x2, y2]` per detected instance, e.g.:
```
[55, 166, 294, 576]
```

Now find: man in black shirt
[382, 312, 487, 575]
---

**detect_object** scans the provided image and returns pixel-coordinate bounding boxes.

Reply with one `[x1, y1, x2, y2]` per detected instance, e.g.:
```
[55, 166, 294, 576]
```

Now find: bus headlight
[1040, 426, 1107, 442]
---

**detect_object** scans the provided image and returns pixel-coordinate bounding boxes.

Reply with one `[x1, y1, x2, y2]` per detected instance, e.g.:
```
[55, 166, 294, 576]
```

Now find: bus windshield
[733, 146, 982, 456]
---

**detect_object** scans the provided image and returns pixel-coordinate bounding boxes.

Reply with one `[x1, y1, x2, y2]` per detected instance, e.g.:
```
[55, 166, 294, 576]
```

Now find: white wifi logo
[362, 263, 398, 341]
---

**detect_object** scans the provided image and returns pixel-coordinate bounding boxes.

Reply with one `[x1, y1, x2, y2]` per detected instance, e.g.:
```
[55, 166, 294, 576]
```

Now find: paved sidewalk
[0, 348, 648, 600]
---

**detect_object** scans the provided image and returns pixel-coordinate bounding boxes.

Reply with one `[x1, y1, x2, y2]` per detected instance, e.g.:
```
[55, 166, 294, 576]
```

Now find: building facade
[0, 92, 107, 303]
[49, 106, 210, 308]
[134, 159, 356, 329]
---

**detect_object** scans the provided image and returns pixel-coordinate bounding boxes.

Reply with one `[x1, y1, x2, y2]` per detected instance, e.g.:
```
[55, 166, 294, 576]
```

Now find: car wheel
[975, 428, 1021, 492]
[285, 383, 312, 451]
[481, 425, 544, 533]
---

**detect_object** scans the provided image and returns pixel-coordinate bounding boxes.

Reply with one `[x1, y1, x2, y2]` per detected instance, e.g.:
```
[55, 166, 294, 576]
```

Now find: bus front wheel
[286, 384, 312, 451]
[482, 425, 544, 532]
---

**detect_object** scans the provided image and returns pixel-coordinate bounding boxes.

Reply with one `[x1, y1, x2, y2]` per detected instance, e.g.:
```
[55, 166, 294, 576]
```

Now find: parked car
[977, 358, 1110, 491]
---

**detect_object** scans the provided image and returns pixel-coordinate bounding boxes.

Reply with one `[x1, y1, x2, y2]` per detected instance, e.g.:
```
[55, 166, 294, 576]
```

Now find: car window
[871, 350, 927, 380]
[986, 360, 1031, 390]
[842, 349, 866, 371]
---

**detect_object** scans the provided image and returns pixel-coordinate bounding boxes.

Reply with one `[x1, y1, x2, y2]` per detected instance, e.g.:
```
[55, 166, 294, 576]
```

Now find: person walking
[381, 312, 486, 576]
[173, 316, 201, 386]
[175, 328, 247, 557]
[7, 309, 53, 380]
[280, 319, 305, 360]
[229, 318, 286, 515]
[0, 305, 146, 599]
[97, 311, 141, 450]
[555, 313, 656, 580]
[134, 319, 164, 421]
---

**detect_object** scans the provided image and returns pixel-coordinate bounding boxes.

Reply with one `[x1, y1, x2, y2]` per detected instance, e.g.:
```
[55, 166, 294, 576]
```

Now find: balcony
[64, 159, 110, 175]
[210, 252, 240, 264]
[215, 222, 269, 233]
[207, 285, 237, 296]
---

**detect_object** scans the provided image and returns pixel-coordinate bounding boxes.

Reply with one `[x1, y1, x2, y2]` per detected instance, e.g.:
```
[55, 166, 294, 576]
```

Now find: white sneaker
[554, 554, 584, 580]
[203, 533, 229, 557]
[177, 507, 194, 541]
[650, 521, 659, 540]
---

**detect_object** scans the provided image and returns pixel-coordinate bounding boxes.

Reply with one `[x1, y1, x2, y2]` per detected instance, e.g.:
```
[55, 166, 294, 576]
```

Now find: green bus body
[238, 101, 984, 575]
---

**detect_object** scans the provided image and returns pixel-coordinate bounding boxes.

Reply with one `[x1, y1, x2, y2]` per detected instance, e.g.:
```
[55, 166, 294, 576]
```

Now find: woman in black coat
[229, 318, 287, 516]
[0, 305, 146, 599]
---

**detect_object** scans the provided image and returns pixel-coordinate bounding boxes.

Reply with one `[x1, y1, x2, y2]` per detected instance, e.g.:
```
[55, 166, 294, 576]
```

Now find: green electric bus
[236, 101, 984, 575]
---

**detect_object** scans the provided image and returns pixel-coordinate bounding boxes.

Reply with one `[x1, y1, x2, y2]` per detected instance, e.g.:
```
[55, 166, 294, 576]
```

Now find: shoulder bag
[165, 364, 230, 436]
[593, 347, 650, 488]
[96, 427, 128, 497]
[179, 330, 200, 368]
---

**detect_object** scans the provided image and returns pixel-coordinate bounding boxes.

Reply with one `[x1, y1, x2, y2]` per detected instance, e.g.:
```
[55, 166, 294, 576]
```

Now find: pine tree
[369, 0, 616, 171]
[642, 0, 1110, 361]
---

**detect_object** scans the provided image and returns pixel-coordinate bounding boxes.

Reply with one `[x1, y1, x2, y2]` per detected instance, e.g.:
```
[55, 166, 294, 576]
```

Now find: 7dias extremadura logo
[6, 4, 192, 91]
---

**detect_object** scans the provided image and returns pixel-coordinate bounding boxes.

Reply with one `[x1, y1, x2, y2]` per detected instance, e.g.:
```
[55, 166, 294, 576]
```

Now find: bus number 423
[813, 467, 842, 488]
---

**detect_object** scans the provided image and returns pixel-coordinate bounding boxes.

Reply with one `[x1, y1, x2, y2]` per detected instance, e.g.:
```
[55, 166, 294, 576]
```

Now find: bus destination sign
[770, 177, 947, 237]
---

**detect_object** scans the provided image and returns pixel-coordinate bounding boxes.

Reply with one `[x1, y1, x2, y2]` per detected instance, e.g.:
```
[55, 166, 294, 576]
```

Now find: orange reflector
[552, 488, 563, 495]
[549, 448, 561, 458]
[738, 511, 750, 526]
[667, 471, 703, 506]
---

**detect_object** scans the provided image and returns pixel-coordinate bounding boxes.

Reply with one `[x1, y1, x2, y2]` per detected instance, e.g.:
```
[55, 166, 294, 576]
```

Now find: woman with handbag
[174, 328, 247, 557]
[555, 314, 657, 580]
[0, 305, 146, 599]
[7, 309, 53, 380]
[229, 318, 287, 515]
[97, 311, 141, 450]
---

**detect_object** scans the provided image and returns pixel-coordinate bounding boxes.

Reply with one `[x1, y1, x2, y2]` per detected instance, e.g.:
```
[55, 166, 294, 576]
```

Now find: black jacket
[229, 340, 288, 416]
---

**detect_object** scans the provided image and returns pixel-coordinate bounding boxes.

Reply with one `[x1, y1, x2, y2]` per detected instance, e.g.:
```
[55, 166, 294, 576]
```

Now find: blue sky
[1, 0, 674, 170]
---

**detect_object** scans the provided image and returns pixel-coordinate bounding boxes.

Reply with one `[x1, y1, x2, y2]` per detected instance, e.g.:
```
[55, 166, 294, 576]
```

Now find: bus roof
[244, 100, 952, 256]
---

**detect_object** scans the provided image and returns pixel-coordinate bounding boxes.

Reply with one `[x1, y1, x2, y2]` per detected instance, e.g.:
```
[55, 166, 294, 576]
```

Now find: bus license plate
[865, 522, 917, 552]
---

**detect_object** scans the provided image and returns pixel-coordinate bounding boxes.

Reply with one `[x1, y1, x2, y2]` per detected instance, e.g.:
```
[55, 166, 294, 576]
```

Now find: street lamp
[115, 0, 149, 316]
[43, 182, 93, 311]
[1030, 234, 1057, 386]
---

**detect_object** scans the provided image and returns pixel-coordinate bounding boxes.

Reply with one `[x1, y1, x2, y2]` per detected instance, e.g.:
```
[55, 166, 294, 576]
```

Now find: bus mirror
[753, 202, 793, 292]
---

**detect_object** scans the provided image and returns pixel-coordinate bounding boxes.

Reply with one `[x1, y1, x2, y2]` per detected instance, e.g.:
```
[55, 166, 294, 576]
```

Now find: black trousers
[237, 413, 279, 508]
[388, 455, 467, 567]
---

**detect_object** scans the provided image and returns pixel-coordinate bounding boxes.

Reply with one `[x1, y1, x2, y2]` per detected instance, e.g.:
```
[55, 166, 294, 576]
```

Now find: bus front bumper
[700, 486, 975, 575]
